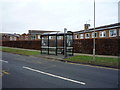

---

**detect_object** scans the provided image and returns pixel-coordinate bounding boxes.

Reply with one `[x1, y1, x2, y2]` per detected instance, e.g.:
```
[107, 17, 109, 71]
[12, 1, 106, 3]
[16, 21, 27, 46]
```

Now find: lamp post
[93, 0, 96, 61]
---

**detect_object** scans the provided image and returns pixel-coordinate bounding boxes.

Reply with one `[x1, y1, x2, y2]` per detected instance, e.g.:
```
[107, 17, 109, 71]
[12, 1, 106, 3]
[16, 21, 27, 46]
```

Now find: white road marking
[23, 66, 86, 85]
[0, 60, 8, 63]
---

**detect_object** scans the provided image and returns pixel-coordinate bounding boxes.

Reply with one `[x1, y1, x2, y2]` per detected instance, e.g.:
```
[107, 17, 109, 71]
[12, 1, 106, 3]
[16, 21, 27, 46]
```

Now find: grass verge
[65, 55, 119, 68]
[0, 47, 40, 56]
[0, 46, 119, 69]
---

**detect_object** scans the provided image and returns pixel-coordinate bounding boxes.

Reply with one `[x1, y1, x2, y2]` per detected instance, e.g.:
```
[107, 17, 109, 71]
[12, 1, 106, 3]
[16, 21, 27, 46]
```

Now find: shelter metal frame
[41, 32, 74, 56]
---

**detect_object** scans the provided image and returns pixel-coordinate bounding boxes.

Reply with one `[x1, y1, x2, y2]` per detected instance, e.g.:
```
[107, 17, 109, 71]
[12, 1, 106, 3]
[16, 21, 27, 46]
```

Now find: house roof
[1, 33, 20, 37]
[28, 30, 60, 34]
[41, 31, 73, 36]
[74, 22, 120, 34]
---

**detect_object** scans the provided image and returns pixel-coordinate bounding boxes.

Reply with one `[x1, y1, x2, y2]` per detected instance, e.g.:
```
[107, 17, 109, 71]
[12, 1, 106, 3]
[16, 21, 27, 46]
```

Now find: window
[99, 31, 106, 37]
[10, 37, 13, 41]
[25, 36, 28, 40]
[57, 36, 62, 39]
[49, 36, 51, 39]
[38, 35, 41, 39]
[75, 34, 78, 39]
[92, 32, 97, 38]
[76, 35, 78, 39]
[109, 30, 117, 37]
[14, 37, 17, 41]
[85, 33, 90, 38]
[31, 35, 36, 40]
[67, 35, 72, 40]
[80, 34, 84, 39]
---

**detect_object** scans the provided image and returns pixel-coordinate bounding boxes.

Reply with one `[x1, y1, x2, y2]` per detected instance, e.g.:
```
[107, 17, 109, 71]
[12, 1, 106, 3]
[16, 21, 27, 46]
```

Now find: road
[1, 52, 119, 88]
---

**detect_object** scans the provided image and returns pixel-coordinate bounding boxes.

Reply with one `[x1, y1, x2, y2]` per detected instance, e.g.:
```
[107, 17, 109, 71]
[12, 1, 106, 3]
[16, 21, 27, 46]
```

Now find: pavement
[1, 51, 119, 88]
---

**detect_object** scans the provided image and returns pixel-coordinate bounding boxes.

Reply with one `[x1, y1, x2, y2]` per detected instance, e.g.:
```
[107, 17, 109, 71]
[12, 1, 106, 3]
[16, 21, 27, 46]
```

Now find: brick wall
[1, 38, 120, 56]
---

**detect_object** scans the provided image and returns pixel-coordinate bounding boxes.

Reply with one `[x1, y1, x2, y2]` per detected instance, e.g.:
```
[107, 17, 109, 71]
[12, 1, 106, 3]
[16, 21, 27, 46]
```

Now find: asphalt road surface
[1, 52, 119, 88]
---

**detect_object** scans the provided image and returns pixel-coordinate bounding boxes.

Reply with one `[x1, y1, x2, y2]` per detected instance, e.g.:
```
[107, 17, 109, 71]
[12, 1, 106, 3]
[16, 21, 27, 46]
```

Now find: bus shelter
[41, 31, 74, 57]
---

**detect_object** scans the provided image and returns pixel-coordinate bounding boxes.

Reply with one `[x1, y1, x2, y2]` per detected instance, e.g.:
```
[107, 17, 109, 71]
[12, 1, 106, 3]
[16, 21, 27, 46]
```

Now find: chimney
[84, 24, 90, 30]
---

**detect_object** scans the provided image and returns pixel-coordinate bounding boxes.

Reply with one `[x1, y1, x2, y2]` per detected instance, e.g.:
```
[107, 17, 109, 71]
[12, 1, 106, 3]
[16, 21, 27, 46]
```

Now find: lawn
[0, 46, 119, 69]
[65, 55, 119, 68]
[0, 47, 40, 56]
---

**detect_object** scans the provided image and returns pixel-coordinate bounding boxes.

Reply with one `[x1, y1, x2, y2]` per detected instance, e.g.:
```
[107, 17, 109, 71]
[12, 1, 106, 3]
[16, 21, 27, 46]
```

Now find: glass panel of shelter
[41, 35, 48, 54]
[66, 34, 73, 56]
[57, 35, 64, 55]
[49, 35, 56, 55]
[41, 32, 73, 56]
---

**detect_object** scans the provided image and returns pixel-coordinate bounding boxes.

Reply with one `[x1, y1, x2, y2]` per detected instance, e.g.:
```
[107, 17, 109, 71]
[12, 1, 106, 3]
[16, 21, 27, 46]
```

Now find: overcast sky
[1, 0, 120, 34]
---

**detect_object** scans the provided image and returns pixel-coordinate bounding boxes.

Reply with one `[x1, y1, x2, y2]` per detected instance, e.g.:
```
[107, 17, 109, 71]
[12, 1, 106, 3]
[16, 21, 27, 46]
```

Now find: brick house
[19, 33, 30, 40]
[28, 30, 59, 40]
[74, 23, 120, 39]
[1, 33, 20, 41]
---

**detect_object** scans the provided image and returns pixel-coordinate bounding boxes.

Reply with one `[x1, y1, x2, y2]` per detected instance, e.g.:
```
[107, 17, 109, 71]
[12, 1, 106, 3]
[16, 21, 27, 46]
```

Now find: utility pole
[93, 0, 96, 61]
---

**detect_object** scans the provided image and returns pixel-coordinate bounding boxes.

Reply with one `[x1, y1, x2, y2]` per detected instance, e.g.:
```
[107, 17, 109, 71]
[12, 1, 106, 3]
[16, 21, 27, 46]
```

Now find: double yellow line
[0, 70, 10, 77]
